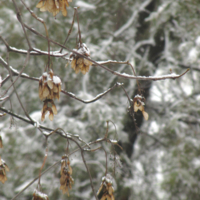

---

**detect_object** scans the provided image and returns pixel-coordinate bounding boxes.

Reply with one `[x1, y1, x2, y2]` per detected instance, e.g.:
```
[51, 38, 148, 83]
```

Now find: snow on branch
[2, 17, 188, 81]
[10, 46, 69, 57]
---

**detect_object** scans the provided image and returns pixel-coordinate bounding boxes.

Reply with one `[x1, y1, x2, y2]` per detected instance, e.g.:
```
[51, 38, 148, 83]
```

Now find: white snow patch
[110, 139, 118, 144]
[192, 158, 200, 168]
[188, 47, 198, 63]
[76, 1, 96, 9]
[149, 121, 159, 135]
[195, 36, 200, 46]
[53, 76, 61, 84]
[30, 111, 42, 121]
[150, 84, 162, 102]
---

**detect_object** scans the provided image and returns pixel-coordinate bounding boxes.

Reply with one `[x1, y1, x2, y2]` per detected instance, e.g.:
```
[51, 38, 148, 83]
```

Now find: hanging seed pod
[41, 99, 58, 121]
[97, 174, 115, 200]
[0, 158, 9, 184]
[51, 103, 58, 115]
[133, 94, 149, 120]
[70, 43, 93, 75]
[36, 0, 72, 17]
[60, 157, 74, 196]
[53, 76, 62, 100]
[38, 70, 62, 101]
[32, 189, 49, 200]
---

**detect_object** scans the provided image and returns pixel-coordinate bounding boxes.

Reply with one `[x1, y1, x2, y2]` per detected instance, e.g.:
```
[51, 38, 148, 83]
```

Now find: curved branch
[1, 57, 124, 104]
[0, 35, 69, 57]
[1, 105, 119, 200]
[0, 106, 98, 200]
[62, 82, 123, 103]
[21, 22, 190, 81]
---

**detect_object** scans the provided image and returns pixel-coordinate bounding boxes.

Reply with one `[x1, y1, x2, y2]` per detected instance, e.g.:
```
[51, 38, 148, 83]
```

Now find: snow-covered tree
[0, 0, 199, 200]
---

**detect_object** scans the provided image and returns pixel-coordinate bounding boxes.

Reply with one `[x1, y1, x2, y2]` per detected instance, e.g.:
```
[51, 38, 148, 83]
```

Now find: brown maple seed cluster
[39, 70, 61, 121]
[39, 70, 61, 101]
[0, 158, 9, 184]
[41, 99, 58, 121]
[60, 158, 74, 196]
[32, 189, 49, 200]
[133, 94, 149, 121]
[70, 43, 93, 74]
[97, 174, 115, 200]
[36, 0, 72, 16]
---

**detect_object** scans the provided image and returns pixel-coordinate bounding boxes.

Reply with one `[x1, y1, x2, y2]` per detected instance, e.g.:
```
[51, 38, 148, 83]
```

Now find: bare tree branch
[12, 18, 189, 81]
[12, 0, 32, 49]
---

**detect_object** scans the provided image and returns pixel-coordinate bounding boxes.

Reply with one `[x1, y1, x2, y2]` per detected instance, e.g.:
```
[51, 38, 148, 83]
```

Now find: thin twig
[1, 49, 32, 97]
[0, 35, 68, 57]
[5, 49, 34, 122]
[60, 7, 77, 53]
[62, 82, 123, 103]
[11, 161, 60, 200]
[21, 22, 190, 81]
[81, 149, 98, 200]
[0, 57, 123, 104]
[38, 139, 48, 185]
[76, 7, 82, 44]
[12, 0, 32, 49]
[0, 105, 120, 200]
[20, 0, 51, 71]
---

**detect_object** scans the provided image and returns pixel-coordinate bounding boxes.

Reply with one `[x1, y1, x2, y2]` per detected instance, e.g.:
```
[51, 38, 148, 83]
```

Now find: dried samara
[97, 174, 115, 200]
[39, 69, 61, 101]
[133, 94, 149, 120]
[60, 158, 74, 196]
[32, 189, 49, 200]
[36, 0, 72, 16]
[70, 43, 93, 74]
[39, 69, 61, 121]
[0, 158, 9, 184]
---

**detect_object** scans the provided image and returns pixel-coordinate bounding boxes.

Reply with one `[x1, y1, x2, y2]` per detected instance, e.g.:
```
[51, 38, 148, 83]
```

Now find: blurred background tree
[0, 0, 200, 200]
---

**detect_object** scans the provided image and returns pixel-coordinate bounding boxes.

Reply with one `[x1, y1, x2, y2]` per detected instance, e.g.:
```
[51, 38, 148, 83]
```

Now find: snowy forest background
[0, 0, 200, 199]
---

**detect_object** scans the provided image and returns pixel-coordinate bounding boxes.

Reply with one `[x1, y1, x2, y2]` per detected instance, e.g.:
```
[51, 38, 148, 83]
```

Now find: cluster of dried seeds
[39, 69, 61, 121]
[0, 158, 9, 184]
[39, 70, 61, 101]
[60, 158, 74, 196]
[33, 3, 149, 199]
[133, 94, 149, 120]
[36, 0, 72, 16]
[41, 99, 58, 121]
[70, 43, 93, 74]
[32, 189, 49, 200]
[97, 174, 115, 200]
